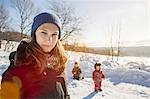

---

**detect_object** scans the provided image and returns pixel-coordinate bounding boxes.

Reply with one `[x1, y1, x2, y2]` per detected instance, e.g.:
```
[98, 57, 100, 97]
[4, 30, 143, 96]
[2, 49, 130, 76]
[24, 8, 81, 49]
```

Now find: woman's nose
[49, 36, 53, 42]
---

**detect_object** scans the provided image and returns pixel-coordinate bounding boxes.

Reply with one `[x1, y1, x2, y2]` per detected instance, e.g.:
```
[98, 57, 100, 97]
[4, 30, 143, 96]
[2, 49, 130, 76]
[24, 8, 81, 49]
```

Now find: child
[72, 62, 84, 80]
[8, 51, 16, 67]
[1, 12, 70, 99]
[92, 63, 105, 92]
[1, 51, 16, 83]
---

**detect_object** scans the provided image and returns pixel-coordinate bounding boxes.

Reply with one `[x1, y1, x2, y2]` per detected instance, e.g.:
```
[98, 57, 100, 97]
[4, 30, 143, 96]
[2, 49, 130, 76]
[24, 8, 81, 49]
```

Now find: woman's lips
[42, 44, 53, 47]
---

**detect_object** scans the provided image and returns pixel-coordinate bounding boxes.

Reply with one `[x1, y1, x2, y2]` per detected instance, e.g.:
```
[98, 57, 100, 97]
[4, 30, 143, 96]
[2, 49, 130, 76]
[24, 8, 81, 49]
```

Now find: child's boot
[95, 90, 98, 93]
[99, 89, 102, 91]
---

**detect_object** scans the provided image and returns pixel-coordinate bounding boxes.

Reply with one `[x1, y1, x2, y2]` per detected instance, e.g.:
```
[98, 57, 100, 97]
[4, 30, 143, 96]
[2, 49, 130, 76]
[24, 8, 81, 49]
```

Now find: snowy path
[66, 52, 150, 99]
[68, 78, 150, 99]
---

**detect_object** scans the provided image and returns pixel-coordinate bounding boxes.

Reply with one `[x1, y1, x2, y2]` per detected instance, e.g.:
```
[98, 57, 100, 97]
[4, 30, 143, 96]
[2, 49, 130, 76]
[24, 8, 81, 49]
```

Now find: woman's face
[35, 23, 59, 53]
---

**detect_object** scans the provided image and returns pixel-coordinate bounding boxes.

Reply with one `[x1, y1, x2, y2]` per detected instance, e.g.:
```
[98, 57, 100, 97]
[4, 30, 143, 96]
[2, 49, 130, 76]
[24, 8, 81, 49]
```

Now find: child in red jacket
[92, 63, 105, 92]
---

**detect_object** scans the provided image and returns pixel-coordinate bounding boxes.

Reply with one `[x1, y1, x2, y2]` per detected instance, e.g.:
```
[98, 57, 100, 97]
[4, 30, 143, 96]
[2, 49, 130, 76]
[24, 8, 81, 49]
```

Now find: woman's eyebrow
[40, 28, 47, 31]
[53, 31, 59, 34]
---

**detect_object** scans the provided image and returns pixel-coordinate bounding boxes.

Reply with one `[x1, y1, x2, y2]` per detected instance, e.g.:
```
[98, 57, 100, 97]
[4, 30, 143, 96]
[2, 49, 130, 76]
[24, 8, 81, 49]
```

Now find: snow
[65, 51, 150, 99]
[68, 78, 150, 99]
[0, 50, 150, 99]
[0, 49, 10, 76]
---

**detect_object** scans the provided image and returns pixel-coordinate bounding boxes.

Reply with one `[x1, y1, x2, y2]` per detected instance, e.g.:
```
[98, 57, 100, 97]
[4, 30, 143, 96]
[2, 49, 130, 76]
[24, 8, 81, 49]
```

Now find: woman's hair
[15, 33, 67, 75]
[15, 41, 30, 66]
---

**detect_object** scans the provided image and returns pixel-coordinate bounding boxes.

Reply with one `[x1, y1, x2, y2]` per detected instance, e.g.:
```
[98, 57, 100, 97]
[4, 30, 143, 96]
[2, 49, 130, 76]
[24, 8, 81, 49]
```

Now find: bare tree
[117, 22, 121, 61]
[11, 0, 36, 39]
[110, 24, 114, 61]
[47, 0, 82, 42]
[109, 20, 122, 61]
[0, 5, 8, 32]
[0, 4, 9, 48]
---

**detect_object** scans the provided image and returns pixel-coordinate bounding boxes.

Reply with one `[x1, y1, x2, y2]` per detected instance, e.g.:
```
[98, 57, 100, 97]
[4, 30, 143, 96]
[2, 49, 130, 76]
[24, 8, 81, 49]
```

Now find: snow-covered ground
[0, 50, 150, 99]
[66, 52, 150, 99]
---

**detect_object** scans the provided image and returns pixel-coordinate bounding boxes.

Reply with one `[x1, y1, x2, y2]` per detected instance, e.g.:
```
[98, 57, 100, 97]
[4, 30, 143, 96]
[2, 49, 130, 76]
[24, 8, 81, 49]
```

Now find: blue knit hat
[31, 12, 61, 39]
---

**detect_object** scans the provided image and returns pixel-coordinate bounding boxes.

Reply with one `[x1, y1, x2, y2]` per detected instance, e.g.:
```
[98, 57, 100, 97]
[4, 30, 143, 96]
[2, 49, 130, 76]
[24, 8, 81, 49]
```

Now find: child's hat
[31, 12, 62, 39]
[94, 62, 101, 69]
[75, 62, 78, 64]
[96, 63, 101, 66]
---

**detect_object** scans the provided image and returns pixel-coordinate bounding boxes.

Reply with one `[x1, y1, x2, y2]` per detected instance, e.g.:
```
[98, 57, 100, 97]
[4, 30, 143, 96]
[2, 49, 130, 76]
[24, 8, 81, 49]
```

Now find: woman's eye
[52, 34, 58, 36]
[41, 32, 47, 35]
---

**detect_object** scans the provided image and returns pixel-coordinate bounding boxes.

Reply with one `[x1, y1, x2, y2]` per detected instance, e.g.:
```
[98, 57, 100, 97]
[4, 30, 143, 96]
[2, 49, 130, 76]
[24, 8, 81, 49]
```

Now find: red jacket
[92, 70, 105, 82]
[1, 64, 64, 99]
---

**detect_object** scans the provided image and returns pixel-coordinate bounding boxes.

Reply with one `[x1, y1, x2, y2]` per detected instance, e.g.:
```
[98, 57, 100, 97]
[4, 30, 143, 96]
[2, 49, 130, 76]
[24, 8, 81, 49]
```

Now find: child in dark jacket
[72, 62, 84, 80]
[8, 51, 16, 67]
[1, 51, 16, 83]
[92, 63, 105, 92]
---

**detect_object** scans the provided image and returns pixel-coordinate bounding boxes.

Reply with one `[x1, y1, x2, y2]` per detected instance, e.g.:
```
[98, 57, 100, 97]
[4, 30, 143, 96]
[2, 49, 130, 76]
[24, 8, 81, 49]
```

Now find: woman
[1, 12, 70, 99]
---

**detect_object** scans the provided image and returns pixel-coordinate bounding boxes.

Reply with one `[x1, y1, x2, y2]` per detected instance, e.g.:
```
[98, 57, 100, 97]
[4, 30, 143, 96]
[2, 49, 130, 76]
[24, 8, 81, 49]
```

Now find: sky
[1, 0, 150, 47]
[70, 0, 150, 47]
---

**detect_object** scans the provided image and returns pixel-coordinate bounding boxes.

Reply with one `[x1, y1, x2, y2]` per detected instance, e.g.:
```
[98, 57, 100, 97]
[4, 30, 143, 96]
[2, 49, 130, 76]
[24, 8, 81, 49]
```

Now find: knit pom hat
[31, 12, 61, 39]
